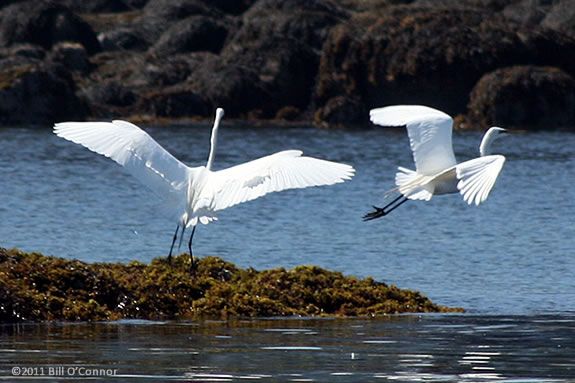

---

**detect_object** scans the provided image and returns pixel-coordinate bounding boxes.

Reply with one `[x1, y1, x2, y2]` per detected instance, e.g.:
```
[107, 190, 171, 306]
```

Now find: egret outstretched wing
[209, 150, 355, 211]
[370, 105, 457, 175]
[53, 120, 190, 199]
[456, 155, 506, 206]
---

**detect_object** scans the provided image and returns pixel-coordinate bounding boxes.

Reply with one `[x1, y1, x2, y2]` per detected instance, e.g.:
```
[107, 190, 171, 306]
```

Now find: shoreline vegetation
[0, 247, 462, 322]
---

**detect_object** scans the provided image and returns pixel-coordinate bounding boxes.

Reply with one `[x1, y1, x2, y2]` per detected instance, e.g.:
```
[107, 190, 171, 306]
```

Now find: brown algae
[0, 248, 463, 322]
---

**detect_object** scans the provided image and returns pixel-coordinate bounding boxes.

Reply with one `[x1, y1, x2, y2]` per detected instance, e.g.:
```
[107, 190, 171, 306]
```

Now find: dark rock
[59, 0, 130, 13]
[189, 58, 268, 117]
[314, 95, 365, 128]
[228, 0, 348, 52]
[49, 42, 91, 72]
[541, 0, 575, 38]
[275, 106, 302, 121]
[98, 27, 149, 52]
[209, 0, 256, 14]
[83, 80, 137, 108]
[314, 5, 575, 126]
[141, 86, 210, 118]
[214, 0, 348, 117]
[467, 65, 575, 130]
[151, 15, 230, 55]
[59, 0, 149, 13]
[0, 1, 101, 54]
[0, 44, 46, 61]
[0, 62, 87, 124]
[136, 0, 222, 45]
[503, 0, 575, 38]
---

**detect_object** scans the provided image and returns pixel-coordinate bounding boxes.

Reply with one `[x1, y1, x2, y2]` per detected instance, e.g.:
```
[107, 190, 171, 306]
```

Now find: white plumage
[364, 105, 507, 220]
[54, 108, 355, 264]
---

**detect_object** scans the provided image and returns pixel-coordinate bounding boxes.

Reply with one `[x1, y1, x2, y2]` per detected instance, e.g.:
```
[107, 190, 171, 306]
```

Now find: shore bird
[364, 105, 508, 220]
[54, 108, 355, 270]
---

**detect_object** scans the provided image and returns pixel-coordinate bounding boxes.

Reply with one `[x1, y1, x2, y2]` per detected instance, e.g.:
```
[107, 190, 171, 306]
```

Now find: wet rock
[136, 0, 222, 45]
[541, 1, 575, 38]
[98, 27, 149, 52]
[189, 57, 268, 117]
[467, 65, 575, 130]
[49, 42, 91, 73]
[83, 80, 137, 109]
[0, 247, 463, 322]
[0, 1, 100, 54]
[228, 0, 348, 52]
[314, 95, 365, 128]
[141, 86, 210, 118]
[59, 0, 131, 13]
[209, 0, 256, 15]
[0, 62, 87, 125]
[314, 5, 575, 127]
[151, 15, 230, 55]
[503, 0, 575, 38]
[215, 0, 348, 117]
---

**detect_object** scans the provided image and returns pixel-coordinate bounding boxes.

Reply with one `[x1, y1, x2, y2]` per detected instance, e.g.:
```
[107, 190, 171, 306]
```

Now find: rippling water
[1, 124, 573, 314]
[0, 124, 574, 381]
[1, 315, 574, 382]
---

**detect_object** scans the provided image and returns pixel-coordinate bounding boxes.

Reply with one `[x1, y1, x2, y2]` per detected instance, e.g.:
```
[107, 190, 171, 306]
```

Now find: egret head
[480, 126, 508, 156]
[214, 108, 224, 131]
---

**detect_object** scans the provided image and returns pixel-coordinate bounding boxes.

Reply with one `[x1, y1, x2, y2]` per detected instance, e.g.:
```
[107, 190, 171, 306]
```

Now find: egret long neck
[479, 128, 497, 157]
[206, 108, 224, 170]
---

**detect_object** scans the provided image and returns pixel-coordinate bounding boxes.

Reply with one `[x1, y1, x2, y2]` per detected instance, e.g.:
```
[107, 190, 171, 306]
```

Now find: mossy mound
[0, 248, 462, 322]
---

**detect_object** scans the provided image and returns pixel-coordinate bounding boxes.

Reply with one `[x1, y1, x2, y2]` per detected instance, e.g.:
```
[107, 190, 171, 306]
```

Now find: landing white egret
[364, 105, 507, 220]
[54, 108, 355, 268]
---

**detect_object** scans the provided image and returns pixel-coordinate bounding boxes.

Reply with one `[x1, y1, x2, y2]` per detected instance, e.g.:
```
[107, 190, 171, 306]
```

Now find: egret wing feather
[53, 121, 190, 201]
[370, 105, 457, 175]
[456, 155, 505, 205]
[209, 150, 355, 211]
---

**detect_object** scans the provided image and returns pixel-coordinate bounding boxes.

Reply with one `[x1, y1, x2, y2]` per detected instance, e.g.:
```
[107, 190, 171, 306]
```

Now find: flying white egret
[54, 108, 355, 269]
[364, 105, 508, 220]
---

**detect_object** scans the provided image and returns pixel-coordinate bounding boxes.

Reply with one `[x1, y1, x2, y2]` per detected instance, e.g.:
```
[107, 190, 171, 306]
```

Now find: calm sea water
[0, 124, 574, 381]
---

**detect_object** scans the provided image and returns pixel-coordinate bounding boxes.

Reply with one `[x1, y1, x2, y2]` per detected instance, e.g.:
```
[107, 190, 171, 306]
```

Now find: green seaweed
[0, 248, 463, 322]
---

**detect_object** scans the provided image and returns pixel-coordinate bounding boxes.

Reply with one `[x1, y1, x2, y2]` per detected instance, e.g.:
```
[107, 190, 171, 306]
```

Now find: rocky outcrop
[0, 1, 100, 54]
[0, 61, 87, 124]
[314, 5, 575, 127]
[468, 66, 575, 130]
[0, 0, 574, 128]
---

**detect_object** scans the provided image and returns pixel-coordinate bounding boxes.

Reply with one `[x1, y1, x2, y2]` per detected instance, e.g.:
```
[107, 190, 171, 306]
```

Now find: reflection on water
[1, 315, 574, 382]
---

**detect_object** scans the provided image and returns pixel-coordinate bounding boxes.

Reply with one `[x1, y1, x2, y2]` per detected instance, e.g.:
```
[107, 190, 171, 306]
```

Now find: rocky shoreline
[0, 0, 574, 130]
[0, 247, 462, 322]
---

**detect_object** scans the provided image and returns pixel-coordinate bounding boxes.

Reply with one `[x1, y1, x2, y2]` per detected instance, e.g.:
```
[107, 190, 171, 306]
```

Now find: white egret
[54, 108, 355, 269]
[364, 105, 508, 220]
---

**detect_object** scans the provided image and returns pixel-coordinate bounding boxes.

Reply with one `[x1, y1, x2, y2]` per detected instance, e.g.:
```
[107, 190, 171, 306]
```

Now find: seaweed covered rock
[214, 0, 348, 117]
[314, 5, 575, 127]
[0, 1, 100, 54]
[0, 248, 462, 322]
[503, 0, 575, 39]
[467, 65, 575, 130]
[150, 15, 231, 56]
[0, 62, 87, 124]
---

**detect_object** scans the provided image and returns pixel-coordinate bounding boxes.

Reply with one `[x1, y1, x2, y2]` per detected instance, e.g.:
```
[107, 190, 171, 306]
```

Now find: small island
[0, 247, 462, 322]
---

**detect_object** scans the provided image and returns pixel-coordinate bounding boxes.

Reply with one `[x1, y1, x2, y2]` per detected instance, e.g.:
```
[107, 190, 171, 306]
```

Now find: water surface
[0, 125, 574, 314]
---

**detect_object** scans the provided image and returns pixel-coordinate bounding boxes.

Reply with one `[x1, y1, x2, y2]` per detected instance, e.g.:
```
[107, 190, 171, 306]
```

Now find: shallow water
[1, 124, 574, 381]
[1, 315, 574, 382]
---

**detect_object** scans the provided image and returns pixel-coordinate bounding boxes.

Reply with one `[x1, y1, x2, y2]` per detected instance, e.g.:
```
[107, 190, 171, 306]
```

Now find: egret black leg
[167, 224, 180, 264]
[178, 225, 186, 250]
[383, 196, 408, 215]
[363, 195, 408, 221]
[188, 226, 197, 274]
